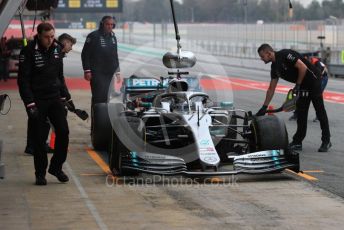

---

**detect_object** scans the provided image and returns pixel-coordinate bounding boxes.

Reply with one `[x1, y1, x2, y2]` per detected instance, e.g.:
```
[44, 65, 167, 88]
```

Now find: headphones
[99, 16, 116, 29]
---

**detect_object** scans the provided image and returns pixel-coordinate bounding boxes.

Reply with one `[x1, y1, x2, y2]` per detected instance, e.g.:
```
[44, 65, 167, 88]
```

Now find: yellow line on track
[210, 178, 224, 183]
[286, 169, 318, 181]
[86, 148, 120, 182]
[86, 148, 111, 174]
[302, 170, 324, 173]
[80, 173, 106, 176]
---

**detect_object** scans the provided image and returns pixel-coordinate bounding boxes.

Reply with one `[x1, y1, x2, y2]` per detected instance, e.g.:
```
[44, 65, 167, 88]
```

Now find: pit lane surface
[1, 45, 344, 229]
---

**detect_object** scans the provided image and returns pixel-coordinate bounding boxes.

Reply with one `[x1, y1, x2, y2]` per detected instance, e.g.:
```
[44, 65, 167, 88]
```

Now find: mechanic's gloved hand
[65, 99, 76, 112]
[75, 109, 89, 121]
[293, 84, 301, 95]
[256, 105, 268, 116]
[26, 103, 39, 119]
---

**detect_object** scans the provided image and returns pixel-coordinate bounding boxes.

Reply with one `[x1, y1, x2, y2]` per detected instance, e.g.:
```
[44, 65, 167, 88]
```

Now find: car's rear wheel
[92, 103, 111, 150]
[250, 115, 288, 152]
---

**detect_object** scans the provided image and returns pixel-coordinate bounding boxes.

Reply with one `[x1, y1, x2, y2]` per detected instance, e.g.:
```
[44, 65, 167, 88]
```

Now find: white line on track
[65, 162, 108, 230]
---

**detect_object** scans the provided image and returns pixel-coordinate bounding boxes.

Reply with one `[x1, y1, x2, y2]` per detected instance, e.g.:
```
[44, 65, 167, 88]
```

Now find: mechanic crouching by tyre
[81, 15, 121, 131]
[18, 22, 71, 185]
[256, 44, 331, 152]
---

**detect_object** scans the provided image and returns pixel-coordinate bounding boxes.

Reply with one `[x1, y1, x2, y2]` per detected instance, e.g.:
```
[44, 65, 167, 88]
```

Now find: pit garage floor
[1, 89, 344, 230]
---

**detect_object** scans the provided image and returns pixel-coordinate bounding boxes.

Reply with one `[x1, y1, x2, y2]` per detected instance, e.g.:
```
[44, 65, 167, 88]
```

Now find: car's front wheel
[108, 116, 143, 176]
[250, 115, 288, 152]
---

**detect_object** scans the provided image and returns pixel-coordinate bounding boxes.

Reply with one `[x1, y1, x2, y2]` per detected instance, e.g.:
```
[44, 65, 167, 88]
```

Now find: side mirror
[163, 51, 196, 69]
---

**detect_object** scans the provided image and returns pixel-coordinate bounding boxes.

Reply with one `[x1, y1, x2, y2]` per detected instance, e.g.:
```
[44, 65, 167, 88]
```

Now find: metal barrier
[66, 23, 344, 74]
[116, 22, 344, 67]
[328, 64, 344, 78]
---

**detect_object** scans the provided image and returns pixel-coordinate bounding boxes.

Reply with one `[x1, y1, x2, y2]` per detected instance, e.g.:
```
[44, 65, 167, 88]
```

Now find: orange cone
[49, 131, 56, 150]
[267, 105, 274, 115]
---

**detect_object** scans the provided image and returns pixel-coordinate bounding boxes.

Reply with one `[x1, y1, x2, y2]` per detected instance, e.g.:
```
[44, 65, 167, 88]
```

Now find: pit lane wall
[56, 20, 344, 77]
[55, 28, 302, 76]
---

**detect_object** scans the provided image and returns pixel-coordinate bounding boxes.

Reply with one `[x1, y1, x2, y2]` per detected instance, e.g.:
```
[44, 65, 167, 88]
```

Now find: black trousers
[32, 99, 69, 176]
[293, 82, 331, 144]
[26, 117, 50, 151]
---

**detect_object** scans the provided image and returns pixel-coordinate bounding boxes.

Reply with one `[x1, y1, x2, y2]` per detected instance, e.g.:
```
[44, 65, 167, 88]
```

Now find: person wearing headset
[81, 15, 121, 131]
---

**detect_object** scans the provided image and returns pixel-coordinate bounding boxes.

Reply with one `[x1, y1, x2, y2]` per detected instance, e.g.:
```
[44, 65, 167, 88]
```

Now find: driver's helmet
[172, 96, 188, 112]
[168, 79, 189, 92]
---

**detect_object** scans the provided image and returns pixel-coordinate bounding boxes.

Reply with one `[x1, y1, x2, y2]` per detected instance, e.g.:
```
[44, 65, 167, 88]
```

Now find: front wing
[121, 149, 299, 176]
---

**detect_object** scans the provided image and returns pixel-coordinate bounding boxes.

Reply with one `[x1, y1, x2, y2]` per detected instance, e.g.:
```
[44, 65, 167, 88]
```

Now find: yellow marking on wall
[69, 0, 81, 8]
[106, 0, 118, 8]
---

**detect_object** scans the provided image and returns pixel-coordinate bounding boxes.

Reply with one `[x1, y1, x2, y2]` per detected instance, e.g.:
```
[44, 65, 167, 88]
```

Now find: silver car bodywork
[108, 77, 299, 176]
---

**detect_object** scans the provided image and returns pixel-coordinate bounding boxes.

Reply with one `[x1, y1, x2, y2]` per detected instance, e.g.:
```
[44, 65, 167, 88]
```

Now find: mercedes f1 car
[92, 0, 299, 177]
[106, 75, 299, 176]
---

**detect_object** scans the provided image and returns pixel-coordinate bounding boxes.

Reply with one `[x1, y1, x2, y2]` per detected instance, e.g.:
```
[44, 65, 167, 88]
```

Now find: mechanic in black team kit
[81, 15, 121, 128]
[256, 44, 331, 152]
[18, 22, 72, 185]
[24, 33, 77, 156]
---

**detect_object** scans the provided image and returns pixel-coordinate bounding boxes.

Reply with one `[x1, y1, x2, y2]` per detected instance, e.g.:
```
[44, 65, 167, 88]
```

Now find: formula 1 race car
[93, 0, 299, 177]
[106, 74, 299, 176]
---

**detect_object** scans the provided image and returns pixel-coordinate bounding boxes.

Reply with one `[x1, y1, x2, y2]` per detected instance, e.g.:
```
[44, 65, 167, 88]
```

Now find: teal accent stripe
[130, 151, 137, 158]
[272, 150, 280, 167]
[130, 151, 139, 167]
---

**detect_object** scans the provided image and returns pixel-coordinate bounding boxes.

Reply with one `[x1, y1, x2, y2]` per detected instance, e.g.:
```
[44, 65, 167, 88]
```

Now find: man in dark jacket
[18, 22, 72, 185]
[256, 44, 331, 152]
[24, 33, 77, 156]
[81, 15, 121, 107]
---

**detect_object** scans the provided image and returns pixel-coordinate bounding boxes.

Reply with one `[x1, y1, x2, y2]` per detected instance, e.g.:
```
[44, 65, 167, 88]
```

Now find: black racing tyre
[92, 103, 111, 150]
[108, 116, 143, 176]
[92, 102, 124, 150]
[108, 103, 125, 120]
[250, 115, 288, 152]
